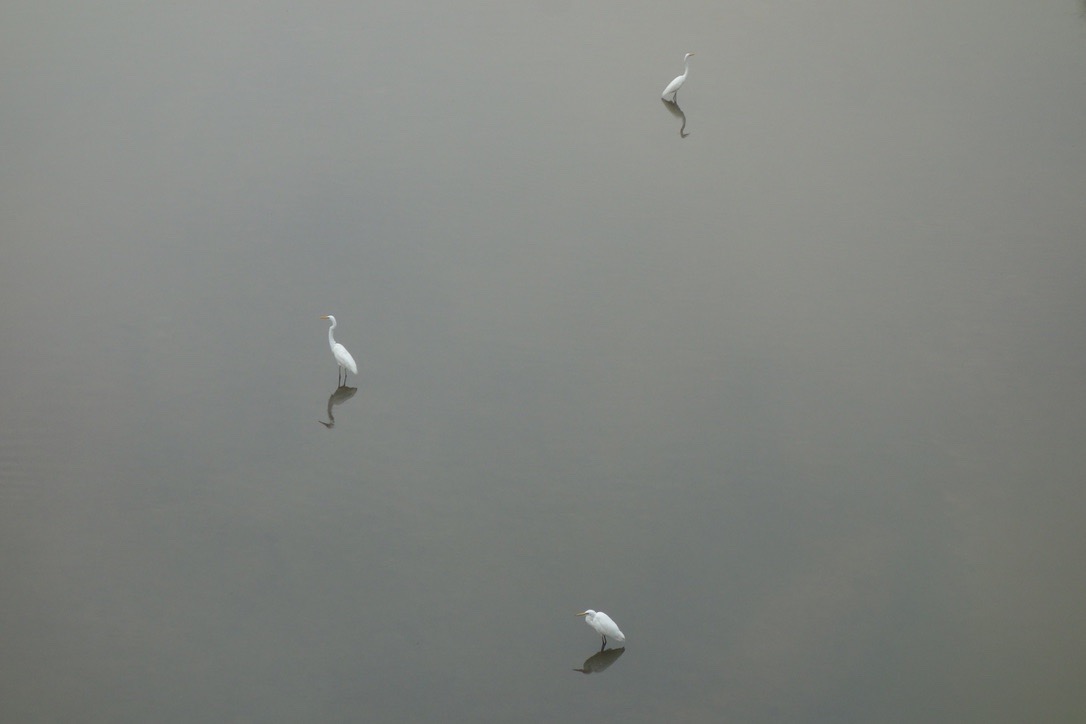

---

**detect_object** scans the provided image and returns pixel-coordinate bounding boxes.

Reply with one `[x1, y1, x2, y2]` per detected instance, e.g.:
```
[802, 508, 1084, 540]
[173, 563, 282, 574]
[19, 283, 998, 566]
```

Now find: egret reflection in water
[574, 646, 625, 675]
[661, 98, 689, 138]
[319, 385, 358, 429]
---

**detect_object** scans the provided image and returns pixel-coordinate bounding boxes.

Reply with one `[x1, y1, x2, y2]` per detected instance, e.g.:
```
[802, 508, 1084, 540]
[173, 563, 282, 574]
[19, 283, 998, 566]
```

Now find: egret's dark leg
[600, 635, 607, 651]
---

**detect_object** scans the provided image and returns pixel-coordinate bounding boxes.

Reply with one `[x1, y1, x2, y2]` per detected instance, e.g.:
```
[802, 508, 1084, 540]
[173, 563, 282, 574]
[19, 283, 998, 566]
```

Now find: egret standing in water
[661, 52, 695, 102]
[320, 315, 358, 386]
[576, 609, 625, 651]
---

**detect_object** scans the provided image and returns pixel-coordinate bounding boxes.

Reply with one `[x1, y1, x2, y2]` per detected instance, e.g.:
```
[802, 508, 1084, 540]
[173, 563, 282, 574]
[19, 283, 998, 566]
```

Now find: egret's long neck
[327, 322, 337, 351]
[683, 56, 691, 78]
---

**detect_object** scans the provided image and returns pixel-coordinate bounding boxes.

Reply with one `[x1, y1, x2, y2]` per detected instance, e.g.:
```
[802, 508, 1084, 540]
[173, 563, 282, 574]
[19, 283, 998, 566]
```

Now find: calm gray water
[3, 2, 1085, 721]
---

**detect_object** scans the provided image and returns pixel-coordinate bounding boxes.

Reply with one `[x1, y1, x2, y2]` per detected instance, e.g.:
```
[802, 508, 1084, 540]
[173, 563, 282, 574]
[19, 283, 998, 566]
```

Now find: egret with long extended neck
[320, 315, 358, 386]
[661, 52, 695, 102]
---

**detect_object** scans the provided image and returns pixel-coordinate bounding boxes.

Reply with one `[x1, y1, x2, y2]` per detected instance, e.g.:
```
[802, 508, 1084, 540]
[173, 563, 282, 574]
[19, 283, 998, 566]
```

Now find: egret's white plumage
[320, 315, 358, 385]
[661, 52, 695, 102]
[577, 609, 625, 651]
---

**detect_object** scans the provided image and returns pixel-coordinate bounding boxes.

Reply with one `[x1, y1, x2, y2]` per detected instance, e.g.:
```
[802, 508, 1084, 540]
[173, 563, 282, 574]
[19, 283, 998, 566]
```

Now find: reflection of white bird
[661, 97, 690, 138]
[319, 384, 357, 429]
[576, 609, 625, 651]
[574, 646, 626, 674]
[661, 52, 695, 102]
[320, 315, 358, 386]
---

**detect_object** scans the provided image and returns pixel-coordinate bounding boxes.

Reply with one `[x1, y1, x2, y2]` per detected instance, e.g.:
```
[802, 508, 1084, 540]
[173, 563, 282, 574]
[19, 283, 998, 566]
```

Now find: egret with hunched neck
[576, 609, 625, 651]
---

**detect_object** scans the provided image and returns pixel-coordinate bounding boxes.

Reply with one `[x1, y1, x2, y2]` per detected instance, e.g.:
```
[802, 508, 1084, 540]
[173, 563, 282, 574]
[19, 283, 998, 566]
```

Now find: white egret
[576, 609, 625, 651]
[320, 315, 358, 386]
[661, 52, 695, 102]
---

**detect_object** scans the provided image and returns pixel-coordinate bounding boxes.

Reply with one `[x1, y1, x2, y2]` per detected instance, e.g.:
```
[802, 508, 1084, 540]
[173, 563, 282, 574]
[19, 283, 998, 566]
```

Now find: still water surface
[3, 1, 1085, 721]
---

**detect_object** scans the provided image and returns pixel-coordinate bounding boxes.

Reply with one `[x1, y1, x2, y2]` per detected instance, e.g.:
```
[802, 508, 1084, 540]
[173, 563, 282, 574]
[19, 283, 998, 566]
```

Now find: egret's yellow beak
[575, 611, 588, 617]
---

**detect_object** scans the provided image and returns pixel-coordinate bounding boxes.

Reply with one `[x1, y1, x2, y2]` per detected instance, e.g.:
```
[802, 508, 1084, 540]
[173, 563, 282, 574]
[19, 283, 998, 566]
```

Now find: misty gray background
[2, 1, 1085, 721]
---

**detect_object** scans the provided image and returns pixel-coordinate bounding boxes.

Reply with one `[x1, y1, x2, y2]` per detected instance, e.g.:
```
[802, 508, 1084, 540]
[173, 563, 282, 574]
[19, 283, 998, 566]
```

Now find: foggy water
[3, 2, 1085, 721]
